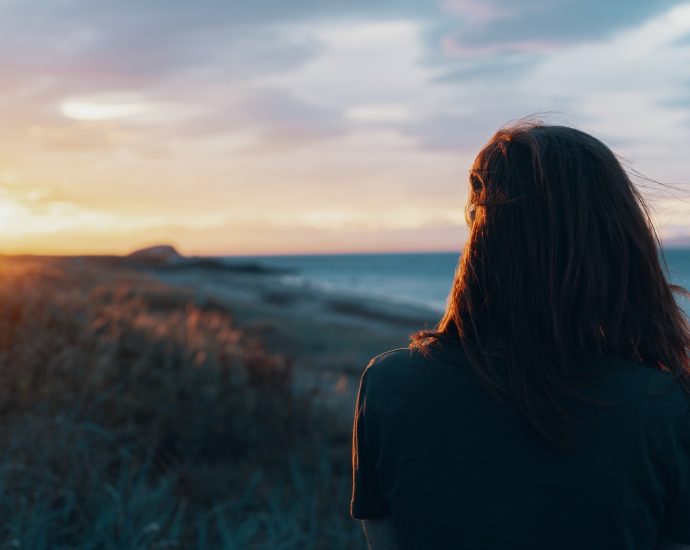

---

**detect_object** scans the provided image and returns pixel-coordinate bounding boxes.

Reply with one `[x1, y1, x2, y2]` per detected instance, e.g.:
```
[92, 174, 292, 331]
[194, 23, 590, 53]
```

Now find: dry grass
[0, 257, 362, 549]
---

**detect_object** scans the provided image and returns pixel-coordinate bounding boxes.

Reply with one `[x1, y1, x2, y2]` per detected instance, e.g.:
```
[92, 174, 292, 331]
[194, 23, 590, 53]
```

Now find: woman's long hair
[410, 121, 690, 451]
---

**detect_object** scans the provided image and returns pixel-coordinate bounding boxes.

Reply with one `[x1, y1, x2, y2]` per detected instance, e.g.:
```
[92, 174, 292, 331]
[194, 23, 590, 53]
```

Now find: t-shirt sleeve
[661, 399, 690, 543]
[350, 365, 391, 520]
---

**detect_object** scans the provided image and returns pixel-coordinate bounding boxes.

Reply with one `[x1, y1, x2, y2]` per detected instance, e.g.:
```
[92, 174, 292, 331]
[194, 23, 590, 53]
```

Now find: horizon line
[2, 243, 690, 259]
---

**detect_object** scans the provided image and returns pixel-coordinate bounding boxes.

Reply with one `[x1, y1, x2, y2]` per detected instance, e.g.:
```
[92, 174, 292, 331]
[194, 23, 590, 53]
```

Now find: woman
[350, 122, 690, 550]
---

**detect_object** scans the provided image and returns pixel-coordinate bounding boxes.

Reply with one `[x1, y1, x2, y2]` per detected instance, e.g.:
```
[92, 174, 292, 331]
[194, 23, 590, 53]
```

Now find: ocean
[225, 249, 690, 317]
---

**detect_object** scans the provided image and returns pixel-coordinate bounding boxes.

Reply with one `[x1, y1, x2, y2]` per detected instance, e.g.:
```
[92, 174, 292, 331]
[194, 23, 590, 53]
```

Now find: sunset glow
[0, 1, 689, 255]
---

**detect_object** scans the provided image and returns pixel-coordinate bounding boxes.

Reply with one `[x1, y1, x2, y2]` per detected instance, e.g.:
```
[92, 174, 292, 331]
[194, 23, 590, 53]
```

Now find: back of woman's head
[410, 121, 690, 450]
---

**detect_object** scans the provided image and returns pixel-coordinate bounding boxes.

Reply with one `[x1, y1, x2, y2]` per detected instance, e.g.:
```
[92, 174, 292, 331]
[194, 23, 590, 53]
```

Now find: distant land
[0, 244, 296, 275]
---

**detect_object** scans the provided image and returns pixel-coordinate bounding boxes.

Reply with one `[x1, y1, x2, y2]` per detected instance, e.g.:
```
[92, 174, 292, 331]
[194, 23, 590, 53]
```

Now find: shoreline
[15, 252, 440, 423]
[150, 266, 440, 421]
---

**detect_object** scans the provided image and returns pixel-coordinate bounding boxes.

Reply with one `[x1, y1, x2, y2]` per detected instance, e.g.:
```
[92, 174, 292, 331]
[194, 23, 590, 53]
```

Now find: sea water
[224, 249, 690, 317]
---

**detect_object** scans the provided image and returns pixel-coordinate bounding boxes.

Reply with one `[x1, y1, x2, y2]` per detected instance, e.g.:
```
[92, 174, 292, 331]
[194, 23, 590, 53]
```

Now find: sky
[0, 0, 689, 256]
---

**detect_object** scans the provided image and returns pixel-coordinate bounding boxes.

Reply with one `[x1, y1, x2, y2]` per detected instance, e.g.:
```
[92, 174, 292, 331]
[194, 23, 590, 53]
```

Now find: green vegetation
[0, 257, 364, 549]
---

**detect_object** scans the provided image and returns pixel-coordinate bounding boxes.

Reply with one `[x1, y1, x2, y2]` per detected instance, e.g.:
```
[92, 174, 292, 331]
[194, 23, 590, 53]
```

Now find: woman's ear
[465, 202, 476, 227]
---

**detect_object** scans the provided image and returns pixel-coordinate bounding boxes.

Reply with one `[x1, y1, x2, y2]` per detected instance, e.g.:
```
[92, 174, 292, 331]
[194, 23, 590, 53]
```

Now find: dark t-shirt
[350, 338, 690, 549]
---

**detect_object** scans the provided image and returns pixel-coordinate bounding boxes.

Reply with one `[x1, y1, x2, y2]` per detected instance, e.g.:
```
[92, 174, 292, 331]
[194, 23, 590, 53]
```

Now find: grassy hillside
[0, 256, 364, 549]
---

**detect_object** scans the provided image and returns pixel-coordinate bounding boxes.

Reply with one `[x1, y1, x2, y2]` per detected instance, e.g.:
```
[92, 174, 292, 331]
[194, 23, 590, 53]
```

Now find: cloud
[181, 86, 347, 149]
[436, 0, 686, 52]
[409, 0, 689, 103]
[403, 3, 690, 156]
[1, 0, 689, 253]
[0, 1, 322, 78]
[0, 182, 233, 249]
[296, 206, 465, 231]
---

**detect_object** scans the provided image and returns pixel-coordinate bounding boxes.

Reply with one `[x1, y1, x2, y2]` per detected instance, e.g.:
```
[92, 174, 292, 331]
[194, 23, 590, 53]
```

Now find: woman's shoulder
[362, 342, 464, 391]
[359, 347, 431, 414]
[365, 336, 468, 373]
[363, 347, 414, 380]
